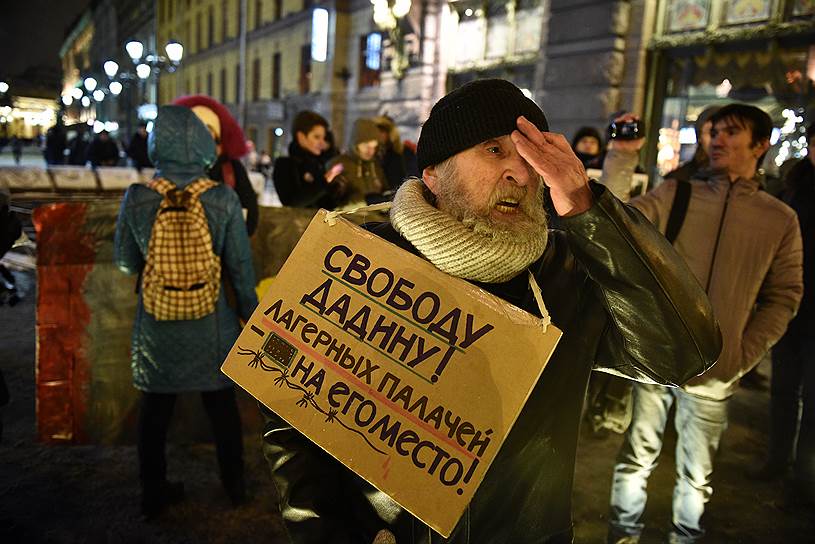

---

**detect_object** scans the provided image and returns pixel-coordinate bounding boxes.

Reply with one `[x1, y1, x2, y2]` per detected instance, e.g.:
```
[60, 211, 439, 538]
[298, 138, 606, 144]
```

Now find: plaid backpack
[142, 178, 221, 321]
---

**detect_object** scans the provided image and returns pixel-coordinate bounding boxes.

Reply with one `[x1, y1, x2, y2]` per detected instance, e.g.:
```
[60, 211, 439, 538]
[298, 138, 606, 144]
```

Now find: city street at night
[2, 0, 815, 543]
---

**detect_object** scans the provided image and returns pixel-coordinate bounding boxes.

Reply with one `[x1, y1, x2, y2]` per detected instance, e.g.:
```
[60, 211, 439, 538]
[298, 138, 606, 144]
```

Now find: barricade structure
[0, 165, 329, 444]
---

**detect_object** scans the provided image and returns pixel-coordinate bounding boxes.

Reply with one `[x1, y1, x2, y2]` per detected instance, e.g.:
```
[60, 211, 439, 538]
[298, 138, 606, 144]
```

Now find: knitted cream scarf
[390, 178, 547, 283]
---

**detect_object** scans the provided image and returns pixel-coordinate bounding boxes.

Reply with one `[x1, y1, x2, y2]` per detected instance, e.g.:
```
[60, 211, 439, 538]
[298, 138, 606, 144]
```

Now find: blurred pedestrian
[0, 188, 21, 307]
[604, 105, 803, 544]
[44, 123, 67, 165]
[127, 122, 153, 171]
[87, 131, 120, 167]
[245, 140, 258, 172]
[665, 106, 720, 183]
[257, 150, 272, 178]
[748, 123, 815, 508]
[273, 110, 340, 209]
[373, 115, 417, 190]
[571, 126, 605, 169]
[10, 136, 22, 165]
[173, 95, 259, 236]
[114, 105, 258, 520]
[67, 131, 89, 166]
[328, 118, 387, 207]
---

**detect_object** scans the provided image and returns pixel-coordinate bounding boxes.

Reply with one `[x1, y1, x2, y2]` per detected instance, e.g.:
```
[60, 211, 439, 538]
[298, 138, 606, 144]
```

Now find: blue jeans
[608, 383, 728, 543]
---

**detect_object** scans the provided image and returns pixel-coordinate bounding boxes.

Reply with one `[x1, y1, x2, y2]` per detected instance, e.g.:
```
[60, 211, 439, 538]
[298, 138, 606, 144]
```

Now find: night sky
[0, 0, 91, 79]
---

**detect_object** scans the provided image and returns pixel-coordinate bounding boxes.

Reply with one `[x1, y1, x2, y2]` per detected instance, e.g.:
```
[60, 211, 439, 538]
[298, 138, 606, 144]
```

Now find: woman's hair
[373, 115, 403, 154]
[292, 111, 329, 137]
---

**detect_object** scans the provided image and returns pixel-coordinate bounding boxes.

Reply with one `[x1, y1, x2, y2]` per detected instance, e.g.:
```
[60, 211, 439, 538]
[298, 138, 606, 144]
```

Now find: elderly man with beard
[260, 79, 721, 544]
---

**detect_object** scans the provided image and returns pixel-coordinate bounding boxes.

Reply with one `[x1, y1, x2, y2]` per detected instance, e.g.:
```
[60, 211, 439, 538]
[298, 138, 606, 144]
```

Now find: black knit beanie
[416, 79, 549, 172]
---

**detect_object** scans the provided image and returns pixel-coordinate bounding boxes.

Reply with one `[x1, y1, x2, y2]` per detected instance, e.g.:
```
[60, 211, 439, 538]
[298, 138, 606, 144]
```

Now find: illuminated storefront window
[648, 0, 815, 180]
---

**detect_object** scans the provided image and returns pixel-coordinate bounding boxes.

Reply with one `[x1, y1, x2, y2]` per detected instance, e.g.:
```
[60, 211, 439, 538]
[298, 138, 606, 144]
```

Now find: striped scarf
[389, 178, 547, 283]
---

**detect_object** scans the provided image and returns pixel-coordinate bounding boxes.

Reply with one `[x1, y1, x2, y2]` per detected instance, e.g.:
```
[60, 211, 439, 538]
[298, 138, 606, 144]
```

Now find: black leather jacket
[261, 182, 721, 543]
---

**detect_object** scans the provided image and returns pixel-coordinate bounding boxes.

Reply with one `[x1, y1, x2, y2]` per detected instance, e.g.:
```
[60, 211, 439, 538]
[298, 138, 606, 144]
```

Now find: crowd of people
[1, 80, 812, 542]
[271, 110, 418, 211]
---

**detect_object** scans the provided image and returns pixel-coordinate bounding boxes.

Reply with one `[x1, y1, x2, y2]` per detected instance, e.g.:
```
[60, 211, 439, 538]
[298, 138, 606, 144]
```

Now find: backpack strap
[665, 179, 691, 244]
[148, 178, 176, 196]
[222, 160, 236, 188]
[185, 178, 218, 199]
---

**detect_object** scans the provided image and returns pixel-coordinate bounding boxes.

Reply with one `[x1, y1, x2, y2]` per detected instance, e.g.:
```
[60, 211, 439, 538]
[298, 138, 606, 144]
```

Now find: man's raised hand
[511, 116, 593, 217]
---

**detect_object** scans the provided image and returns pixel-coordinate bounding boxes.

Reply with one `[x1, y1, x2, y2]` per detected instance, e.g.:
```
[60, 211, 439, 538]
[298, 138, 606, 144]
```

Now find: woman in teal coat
[114, 105, 258, 519]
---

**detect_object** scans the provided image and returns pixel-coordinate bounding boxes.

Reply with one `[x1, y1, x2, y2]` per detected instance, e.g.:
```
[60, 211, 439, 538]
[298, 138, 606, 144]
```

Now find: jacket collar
[697, 167, 762, 195]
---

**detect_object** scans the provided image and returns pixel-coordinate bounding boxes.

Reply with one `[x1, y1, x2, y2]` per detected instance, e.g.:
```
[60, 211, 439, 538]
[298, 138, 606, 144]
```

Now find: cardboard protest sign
[222, 210, 561, 536]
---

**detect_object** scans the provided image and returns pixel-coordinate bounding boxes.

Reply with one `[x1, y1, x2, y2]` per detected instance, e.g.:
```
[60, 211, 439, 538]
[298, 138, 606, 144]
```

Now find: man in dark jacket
[44, 123, 67, 165]
[750, 123, 815, 508]
[87, 131, 120, 167]
[127, 123, 153, 171]
[273, 110, 341, 209]
[260, 79, 721, 544]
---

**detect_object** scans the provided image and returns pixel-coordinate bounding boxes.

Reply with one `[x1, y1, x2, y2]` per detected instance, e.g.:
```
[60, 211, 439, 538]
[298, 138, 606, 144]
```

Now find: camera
[607, 119, 644, 140]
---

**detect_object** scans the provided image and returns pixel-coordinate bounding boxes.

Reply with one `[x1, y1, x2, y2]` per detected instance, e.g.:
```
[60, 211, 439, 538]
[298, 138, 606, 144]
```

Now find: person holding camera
[602, 106, 803, 543]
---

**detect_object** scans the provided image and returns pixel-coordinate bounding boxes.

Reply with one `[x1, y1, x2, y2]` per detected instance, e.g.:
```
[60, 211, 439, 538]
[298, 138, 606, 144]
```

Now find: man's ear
[422, 165, 440, 196]
[753, 138, 770, 158]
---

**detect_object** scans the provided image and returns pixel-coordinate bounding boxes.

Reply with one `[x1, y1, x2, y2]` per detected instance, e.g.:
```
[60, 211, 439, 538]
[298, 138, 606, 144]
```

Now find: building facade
[155, 0, 659, 159]
[643, 0, 815, 177]
[61, 0, 813, 180]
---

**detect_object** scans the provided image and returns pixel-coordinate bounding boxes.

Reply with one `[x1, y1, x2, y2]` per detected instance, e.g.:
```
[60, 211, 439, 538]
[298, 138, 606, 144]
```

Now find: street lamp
[71, 87, 83, 100]
[81, 96, 91, 108]
[84, 77, 98, 92]
[371, 0, 413, 78]
[165, 41, 184, 63]
[0, 81, 8, 94]
[136, 63, 152, 79]
[126, 39, 144, 61]
[62, 94, 73, 106]
[93, 89, 106, 102]
[104, 61, 119, 78]
[100, 38, 184, 138]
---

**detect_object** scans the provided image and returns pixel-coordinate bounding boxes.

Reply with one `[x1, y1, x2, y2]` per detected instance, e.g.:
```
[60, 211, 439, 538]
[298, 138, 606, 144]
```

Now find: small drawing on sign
[263, 333, 298, 368]
[236, 345, 388, 455]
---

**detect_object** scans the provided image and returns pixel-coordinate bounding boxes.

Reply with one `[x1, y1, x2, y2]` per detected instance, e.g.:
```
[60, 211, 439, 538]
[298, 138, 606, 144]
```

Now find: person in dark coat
[259, 78, 721, 544]
[0, 189, 21, 307]
[173, 95, 259, 236]
[571, 126, 605, 170]
[273, 110, 340, 209]
[114, 105, 258, 519]
[664, 105, 720, 183]
[67, 132, 89, 165]
[373, 115, 417, 190]
[44, 123, 67, 165]
[750, 123, 815, 508]
[127, 123, 153, 171]
[10, 136, 23, 165]
[87, 131, 120, 167]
